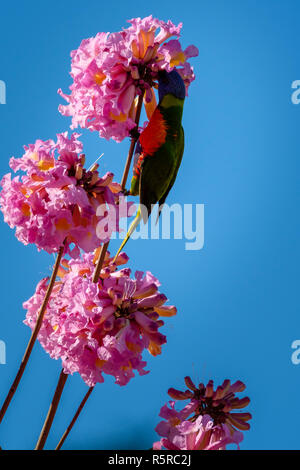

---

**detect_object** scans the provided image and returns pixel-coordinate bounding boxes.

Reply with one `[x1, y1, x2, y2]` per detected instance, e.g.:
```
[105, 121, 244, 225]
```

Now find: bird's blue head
[158, 69, 186, 101]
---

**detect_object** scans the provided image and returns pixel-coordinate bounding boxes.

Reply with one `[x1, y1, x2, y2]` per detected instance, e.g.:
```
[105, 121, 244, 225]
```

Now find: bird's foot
[121, 188, 130, 196]
[130, 127, 140, 140]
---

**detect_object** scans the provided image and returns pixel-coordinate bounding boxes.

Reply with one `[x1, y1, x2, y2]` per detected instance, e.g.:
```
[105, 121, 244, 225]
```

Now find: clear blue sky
[0, 0, 299, 450]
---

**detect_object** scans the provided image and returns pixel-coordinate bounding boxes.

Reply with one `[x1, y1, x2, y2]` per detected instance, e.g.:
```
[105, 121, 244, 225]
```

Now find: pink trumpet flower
[154, 376, 251, 450]
[58, 15, 198, 142]
[24, 252, 177, 386]
[0, 133, 127, 257]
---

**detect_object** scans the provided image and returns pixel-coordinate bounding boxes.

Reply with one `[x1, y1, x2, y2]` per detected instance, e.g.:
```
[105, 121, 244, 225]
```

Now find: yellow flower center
[21, 203, 31, 217]
[170, 51, 186, 67]
[109, 111, 128, 122]
[55, 218, 71, 231]
[94, 71, 106, 86]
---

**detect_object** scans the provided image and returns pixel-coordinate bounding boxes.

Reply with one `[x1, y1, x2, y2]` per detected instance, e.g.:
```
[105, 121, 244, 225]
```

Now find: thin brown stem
[92, 93, 144, 283]
[121, 94, 144, 189]
[35, 370, 68, 450]
[52, 94, 144, 447]
[55, 387, 94, 450]
[0, 242, 66, 424]
[92, 241, 109, 284]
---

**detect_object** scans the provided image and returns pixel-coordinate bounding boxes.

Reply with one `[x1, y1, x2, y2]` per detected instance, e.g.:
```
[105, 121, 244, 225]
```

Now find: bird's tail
[113, 207, 142, 262]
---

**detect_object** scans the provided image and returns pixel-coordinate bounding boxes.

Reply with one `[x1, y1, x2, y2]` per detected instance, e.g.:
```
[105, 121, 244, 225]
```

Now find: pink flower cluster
[154, 376, 252, 450]
[58, 15, 198, 142]
[0, 133, 124, 257]
[24, 252, 177, 386]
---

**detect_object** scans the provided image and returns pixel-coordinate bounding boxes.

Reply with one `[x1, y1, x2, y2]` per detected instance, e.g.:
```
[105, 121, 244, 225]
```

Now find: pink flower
[0, 133, 126, 256]
[24, 252, 177, 386]
[58, 15, 198, 142]
[154, 413, 243, 450]
[154, 376, 251, 450]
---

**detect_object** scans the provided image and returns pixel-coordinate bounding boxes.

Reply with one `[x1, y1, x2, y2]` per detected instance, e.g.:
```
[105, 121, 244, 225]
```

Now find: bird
[114, 69, 185, 260]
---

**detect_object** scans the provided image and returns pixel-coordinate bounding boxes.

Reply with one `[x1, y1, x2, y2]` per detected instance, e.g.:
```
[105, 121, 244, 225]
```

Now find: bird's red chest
[139, 108, 167, 157]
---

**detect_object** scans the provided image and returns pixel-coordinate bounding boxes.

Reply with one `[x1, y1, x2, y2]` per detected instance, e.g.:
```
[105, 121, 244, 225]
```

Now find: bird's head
[158, 69, 186, 101]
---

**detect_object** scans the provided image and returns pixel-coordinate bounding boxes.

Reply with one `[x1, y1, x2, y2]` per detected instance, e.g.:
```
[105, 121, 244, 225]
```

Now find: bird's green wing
[157, 125, 184, 217]
[139, 144, 175, 223]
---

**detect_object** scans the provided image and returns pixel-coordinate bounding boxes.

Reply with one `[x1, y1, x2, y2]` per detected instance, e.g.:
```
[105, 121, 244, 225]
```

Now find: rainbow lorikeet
[114, 69, 185, 259]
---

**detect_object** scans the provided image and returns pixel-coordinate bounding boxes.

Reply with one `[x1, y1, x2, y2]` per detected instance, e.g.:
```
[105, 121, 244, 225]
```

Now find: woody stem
[92, 92, 144, 284]
[55, 387, 94, 450]
[121, 94, 144, 189]
[35, 370, 68, 450]
[0, 241, 66, 424]
[54, 94, 145, 448]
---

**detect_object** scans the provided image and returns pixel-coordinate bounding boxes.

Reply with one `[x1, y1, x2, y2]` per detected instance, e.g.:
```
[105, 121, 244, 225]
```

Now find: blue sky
[0, 0, 299, 450]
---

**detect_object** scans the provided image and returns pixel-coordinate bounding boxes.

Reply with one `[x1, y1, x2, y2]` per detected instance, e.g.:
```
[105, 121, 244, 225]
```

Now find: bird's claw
[130, 127, 140, 140]
[121, 188, 130, 196]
